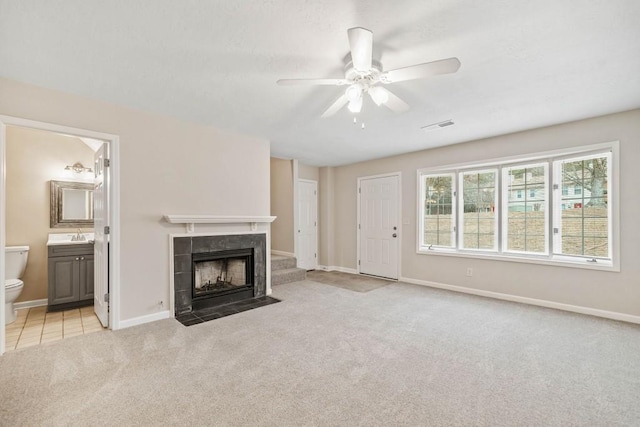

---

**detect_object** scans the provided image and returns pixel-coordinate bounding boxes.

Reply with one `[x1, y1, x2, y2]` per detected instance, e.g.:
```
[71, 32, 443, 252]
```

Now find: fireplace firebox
[192, 249, 254, 300]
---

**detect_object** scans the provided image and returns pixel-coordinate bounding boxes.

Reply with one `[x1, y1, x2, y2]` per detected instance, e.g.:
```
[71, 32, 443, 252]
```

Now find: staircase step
[272, 267, 307, 286]
[271, 255, 297, 271]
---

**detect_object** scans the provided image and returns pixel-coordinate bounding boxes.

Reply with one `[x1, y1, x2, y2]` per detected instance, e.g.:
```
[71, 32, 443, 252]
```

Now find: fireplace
[173, 234, 266, 315]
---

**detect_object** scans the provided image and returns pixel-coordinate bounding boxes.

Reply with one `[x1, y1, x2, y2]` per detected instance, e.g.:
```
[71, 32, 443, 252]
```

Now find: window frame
[416, 142, 619, 272]
[419, 172, 457, 249]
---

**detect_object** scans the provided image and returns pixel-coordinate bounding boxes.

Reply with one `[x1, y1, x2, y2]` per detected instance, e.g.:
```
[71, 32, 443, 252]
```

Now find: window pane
[557, 155, 609, 258]
[504, 164, 547, 254]
[423, 175, 454, 248]
[460, 170, 497, 250]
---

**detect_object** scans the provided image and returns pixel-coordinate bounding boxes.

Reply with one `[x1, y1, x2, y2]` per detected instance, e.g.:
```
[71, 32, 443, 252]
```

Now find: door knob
[392, 233, 397, 238]
[393, 226, 397, 230]
[75, 257, 80, 260]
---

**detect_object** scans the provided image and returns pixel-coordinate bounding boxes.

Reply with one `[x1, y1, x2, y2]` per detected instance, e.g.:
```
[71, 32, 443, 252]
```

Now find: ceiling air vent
[421, 120, 454, 132]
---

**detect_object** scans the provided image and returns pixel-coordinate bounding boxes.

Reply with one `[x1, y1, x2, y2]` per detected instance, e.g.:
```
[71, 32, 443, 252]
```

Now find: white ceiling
[1, 1, 639, 166]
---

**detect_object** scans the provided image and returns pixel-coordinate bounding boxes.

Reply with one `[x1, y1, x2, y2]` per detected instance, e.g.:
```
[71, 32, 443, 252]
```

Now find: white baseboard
[272, 250, 295, 257]
[400, 276, 640, 325]
[317, 265, 358, 275]
[118, 310, 172, 329]
[14, 299, 48, 310]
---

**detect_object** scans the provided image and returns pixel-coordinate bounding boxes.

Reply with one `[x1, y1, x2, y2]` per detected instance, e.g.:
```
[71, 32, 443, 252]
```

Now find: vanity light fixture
[64, 162, 93, 174]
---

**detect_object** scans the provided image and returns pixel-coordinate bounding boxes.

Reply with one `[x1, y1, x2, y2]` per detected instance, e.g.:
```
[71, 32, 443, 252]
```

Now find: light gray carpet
[307, 270, 393, 292]
[1, 279, 639, 426]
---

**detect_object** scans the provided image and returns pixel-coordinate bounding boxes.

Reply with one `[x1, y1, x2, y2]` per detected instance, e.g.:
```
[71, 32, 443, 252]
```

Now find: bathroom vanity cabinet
[48, 243, 94, 311]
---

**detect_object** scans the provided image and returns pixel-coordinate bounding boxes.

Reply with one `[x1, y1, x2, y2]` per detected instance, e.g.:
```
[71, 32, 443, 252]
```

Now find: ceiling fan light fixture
[345, 83, 363, 102]
[348, 97, 363, 113]
[369, 86, 389, 106]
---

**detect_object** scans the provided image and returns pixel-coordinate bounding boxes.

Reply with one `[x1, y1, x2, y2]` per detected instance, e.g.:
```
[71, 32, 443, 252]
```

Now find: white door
[297, 180, 318, 270]
[93, 143, 109, 327]
[359, 175, 400, 279]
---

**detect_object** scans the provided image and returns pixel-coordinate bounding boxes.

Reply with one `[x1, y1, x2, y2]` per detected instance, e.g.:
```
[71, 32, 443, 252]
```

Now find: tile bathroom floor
[5, 306, 106, 351]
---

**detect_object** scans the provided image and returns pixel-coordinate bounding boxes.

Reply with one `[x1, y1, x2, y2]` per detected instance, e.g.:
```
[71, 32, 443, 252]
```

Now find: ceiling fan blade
[347, 27, 373, 72]
[277, 78, 348, 86]
[383, 57, 461, 83]
[379, 88, 410, 113]
[321, 94, 348, 118]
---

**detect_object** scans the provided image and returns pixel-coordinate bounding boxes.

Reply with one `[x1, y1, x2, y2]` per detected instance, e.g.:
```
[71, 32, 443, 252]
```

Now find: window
[418, 143, 616, 270]
[503, 163, 548, 254]
[555, 153, 610, 259]
[422, 174, 455, 248]
[460, 170, 497, 250]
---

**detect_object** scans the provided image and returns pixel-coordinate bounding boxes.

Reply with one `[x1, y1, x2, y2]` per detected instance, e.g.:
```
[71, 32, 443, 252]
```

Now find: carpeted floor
[306, 270, 393, 292]
[1, 278, 639, 426]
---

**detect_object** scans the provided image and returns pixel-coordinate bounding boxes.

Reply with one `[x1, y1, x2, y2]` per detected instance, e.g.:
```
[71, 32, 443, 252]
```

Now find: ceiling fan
[277, 27, 461, 118]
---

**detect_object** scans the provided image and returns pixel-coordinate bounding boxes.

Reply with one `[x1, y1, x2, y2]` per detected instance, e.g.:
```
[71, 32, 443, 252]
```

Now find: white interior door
[359, 175, 399, 279]
[93, 143, 109, 327]
[297, 180, 318, 270]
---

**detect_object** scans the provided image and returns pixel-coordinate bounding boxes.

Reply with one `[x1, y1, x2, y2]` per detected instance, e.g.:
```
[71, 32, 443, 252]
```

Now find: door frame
[297, 178, 318, 270]
[0, 115, 121, 355]
[356, 172, 402, 279]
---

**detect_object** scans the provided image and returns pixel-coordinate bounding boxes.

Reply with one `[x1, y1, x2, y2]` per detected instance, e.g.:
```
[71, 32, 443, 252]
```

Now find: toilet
[5, 246, 29, 325]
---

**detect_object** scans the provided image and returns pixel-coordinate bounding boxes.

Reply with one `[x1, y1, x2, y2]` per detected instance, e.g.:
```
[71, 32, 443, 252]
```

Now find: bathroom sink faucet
[72, 229, 86, 241]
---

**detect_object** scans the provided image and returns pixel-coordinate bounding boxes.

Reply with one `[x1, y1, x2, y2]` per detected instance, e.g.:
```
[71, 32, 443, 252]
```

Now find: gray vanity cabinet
[48, 244, 94, 311]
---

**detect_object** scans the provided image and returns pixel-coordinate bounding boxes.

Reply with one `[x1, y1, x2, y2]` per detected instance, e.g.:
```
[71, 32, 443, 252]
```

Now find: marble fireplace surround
[173, 233, 267, 315]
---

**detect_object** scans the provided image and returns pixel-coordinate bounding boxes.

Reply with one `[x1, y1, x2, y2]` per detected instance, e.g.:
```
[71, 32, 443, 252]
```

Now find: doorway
[0, 116, 120, 355]
[296, 179, 318, 270]
[357, 173, 401, 280]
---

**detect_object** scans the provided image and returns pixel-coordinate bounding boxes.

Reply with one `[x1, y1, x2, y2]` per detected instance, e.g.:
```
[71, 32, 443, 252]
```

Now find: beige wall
[318, 167, 335, 267]
[298, 163, 319, 181]
[325, 109, 640, 317]
[270, 161, 320, 255]
[270, 157, 294, 254]
[0, 77, 271, 322]
[6, 126, 95, 302]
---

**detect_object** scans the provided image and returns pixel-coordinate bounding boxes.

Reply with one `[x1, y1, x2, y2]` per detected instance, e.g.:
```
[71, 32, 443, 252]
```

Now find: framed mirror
[50, 180, 94, 228]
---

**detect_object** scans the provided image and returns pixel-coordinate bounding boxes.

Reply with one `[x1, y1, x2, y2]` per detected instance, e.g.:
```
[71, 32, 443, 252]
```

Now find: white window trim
[416, 141, 620, 272]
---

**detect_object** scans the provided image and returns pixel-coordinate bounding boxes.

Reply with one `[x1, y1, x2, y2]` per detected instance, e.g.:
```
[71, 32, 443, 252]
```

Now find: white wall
[322, 109, 640, 317]
[0, 77, 271, 323]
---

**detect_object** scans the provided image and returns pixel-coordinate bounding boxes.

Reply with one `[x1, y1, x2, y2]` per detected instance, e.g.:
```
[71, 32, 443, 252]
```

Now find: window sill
[416, 248, 619, 272]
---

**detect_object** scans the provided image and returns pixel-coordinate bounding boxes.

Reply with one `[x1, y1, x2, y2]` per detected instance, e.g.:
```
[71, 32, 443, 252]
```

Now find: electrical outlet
[466, 268, 473, 277]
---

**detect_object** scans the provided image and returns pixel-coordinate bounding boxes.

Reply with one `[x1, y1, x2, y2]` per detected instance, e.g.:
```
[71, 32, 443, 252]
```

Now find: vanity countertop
[47, 233, 95, 246]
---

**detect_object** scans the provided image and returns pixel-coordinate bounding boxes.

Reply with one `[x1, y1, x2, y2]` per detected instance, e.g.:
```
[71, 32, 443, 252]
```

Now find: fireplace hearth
[173, 234, 266, 315]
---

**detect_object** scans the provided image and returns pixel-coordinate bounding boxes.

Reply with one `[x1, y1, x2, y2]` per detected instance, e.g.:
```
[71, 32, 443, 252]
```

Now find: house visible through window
[418, 144, 615, 269]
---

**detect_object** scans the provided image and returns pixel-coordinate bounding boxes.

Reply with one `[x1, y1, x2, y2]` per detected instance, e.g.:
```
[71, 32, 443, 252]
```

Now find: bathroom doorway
[0, 116, 120, 354]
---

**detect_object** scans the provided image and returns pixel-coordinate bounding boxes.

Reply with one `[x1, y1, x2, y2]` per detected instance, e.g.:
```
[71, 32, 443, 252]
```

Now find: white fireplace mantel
[163, 215, 276, 233]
